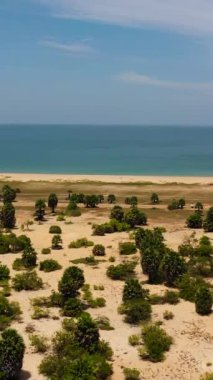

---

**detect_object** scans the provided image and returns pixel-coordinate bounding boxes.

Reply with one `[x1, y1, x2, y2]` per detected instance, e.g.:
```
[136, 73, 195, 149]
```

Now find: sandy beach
[1, 172, 213, 184]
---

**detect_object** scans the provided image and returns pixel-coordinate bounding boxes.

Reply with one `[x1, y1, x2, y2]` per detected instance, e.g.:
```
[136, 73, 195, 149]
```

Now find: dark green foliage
[35, 199, 46, 221]
[49, 225, 62, 234]
[48, 193, 58, 213]
[107, 194, 116, 204]
[178, 198, 186, 209]
[2, 185, 16, 204]
[107, 262, 136, 280]
[52, 234, 62, 249]
[0, 202, 16, 229]
[125, 197, 138, 206]
[22, 245, 37, 268]
[84, 195, 99, 208]
[110, 205, 124, 222]
[141, 248, 164, 284]
[177, 274, 209, 302]
[161, 251, 186, 286]
[92, 244, 105, 256]
[12, 271, 43, 291]
[0, 235, 10, 254]
[204, 207, 213, 232]
[123, 367, 140, 380]
[119, 242, 137, 255]
[39, 259, 62, 272]
[69, 193, 85, 203]
[163, 290, 179, 305]
[75, 313, 99, 352]
[136, 227, 165, 252]
[122, 279, 149, 302]
[195, 287, 212, 315]
[125, 207, 147, 228]
[0, 295, 21, 330]
[150, 193, 159, 205]
[0, 265, 10, 281]
[187, 213, 203, 229]
[123, 300, 151, 324]
[41, 248, 51, 255]
[168, 198, 185, 210]
[92, 224, 106, 236]
[63, 298, 84, 317]
[142, 324, 172, 362]
[0, 329, 25, 380]
[58, 266, 85, 298]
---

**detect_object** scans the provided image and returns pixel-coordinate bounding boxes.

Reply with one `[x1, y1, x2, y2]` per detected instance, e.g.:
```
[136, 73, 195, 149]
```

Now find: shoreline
[0, 172, 213, 184]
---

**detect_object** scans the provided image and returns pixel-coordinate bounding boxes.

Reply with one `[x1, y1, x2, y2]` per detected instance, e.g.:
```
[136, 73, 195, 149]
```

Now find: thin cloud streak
[40, 39, 94, 55]
[37, 0, 213, 35]
[117, 72, 213, 93]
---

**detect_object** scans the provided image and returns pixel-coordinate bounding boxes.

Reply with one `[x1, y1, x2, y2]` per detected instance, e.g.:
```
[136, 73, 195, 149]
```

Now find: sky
[1, 0, 213, 125]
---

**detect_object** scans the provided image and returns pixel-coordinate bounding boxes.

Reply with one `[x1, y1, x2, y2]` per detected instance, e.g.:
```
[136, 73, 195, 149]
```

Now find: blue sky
[1, 0, 213, 125]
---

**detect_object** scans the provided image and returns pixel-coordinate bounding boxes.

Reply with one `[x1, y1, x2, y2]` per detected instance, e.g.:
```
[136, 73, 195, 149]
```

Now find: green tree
[58, 266, 85, 298]
[84, 195, 99, 208]
[75, 313, 99, 352]
[141, 248, 164, 284]
[195, 202, 203, 214]
[204, 207, 213, 232]
[107, 194, 116, 204]
[187, 213, 203, 229]
[2, 185, 16, 204]
[48, 193, 58, 213]
[178, 198, 186, 209]
[129, 197, 138, 206]
[161, 251, 185, 286]
[22, 245, 37, 268]
[0, 329, 25, 380]
[52, 235, 62, 250]
[150, 193, 159, 204]
[35, 199, 46, 221]
[110, 206, 124, 222]
[125, 207, 147, 228]
[0, 202, 16, 229]
[195, 286, 212, 315]
[122, 279, 149, 302]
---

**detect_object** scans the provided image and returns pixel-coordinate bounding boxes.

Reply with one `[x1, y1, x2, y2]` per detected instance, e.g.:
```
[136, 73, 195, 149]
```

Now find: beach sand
[0, 174, 212, 380]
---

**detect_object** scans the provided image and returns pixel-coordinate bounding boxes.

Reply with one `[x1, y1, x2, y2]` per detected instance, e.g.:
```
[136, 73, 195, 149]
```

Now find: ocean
[0, 125, 213, 176]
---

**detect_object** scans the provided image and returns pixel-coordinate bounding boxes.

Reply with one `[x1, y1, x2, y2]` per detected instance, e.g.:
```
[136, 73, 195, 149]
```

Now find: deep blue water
[0, 125, 213, 176]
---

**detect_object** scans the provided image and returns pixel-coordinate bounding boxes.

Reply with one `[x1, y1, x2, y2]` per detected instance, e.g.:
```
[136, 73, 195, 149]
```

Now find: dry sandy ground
[1, 172, 213, 184]
[0, 178, 213, 380]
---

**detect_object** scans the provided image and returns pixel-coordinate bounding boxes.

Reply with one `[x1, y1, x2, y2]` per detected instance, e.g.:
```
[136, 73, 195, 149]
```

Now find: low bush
[41, 248, 51, 255]
[200, 374, 213, 380]
[52, 235, 63, 250]
[163, 290, 179, 305]
[69, 238, 94, 249]
[107, 262, 136, 280]
[0, 295, 21, 330]
[63, 298, 84, 317]
[195, 286, 212, 315]
[56, 214, 65, 221]
[29, 334, 49, 353]
[128, 334, 141, 346]
[177, 274, 209, 302]
[0, 329, 25, 380]
[142, 324, 173, 362]
[12, 271, 43, 291]
[12, 258, 25, 271]
[39, 259, 62, 272]
[122, 300, 151, 324]
[93, 244, 105, 256]
[119, 242, 137, 255]
[123, 367, 140, 380]
[163, 310, 174, 320]
[95, 316, 114, 330]
[49, 225, 62, 234]
[66, 201, 81, 217]
[31, 306, 50, 320]
[0, 264, 10, 281]
[123, 279, 149, 302]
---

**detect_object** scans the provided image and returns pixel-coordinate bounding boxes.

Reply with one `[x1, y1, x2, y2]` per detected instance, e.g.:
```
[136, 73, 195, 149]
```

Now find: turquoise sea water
[0, 125, 213, 176]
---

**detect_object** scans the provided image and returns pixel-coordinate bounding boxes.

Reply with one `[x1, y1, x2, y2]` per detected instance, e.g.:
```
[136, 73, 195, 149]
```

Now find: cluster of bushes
[125, 196, 138, 206]
[107, 261, 137, 280]
[0, 233, 31, 254]
[120, 279, 151, 324]
[69, 238, 94, 249]
[39, 313, 113, 379]
[168, 198, 185, 210]
[0, 294, 21, 330]
[12, 271, 43, 292]
[188, 207, 213, 232]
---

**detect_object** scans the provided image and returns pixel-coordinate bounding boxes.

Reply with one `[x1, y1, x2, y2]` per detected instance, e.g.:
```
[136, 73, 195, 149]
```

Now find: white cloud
[117, 72, 213, 93]
[40, 39, 94, 55]
[37, 0, 213, 35]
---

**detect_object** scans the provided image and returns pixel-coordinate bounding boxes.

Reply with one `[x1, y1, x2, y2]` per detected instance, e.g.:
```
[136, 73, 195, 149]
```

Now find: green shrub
[41, 248, 51, 255]
[177, 274, 209, 302]
[204, 207, 213, 232]
[63, 298, 84, 317]
[75, 312, 99, 351]
[58, 266, 85, 298]
[123, 300, 151, 324]
[123, 279, 149, 302]
[161, 251, 186, 286]
[124, 207, 147, 228]
[142, 324, 172, 362]
[92, 244, 105, 256]
[66, 201, 81, 217]
[195, 286, 212, 315]
[0, 265, 10, 281]
[69, 238, 94, 249]
[31, 307, 50, 320]
[30, 334, 49, 353]
[110, 205, 124, 222]
[187, 213, 203, 229]
[0, 329, 25, 380]
[123, 367, 140, 380]
[39, 259, 62, 272]
[12, 258, 25, 271]
[95, 316, 114, 331]
[119, 242, 137, 255]
[12, 271, 43, 291]
[200, 374, 213, 380]
[92, 224, 106, 236]
[22, 245, 37, 268]
[52, 235, 63, 250]
[164, 290, 179, 305]
[107, 262, 136, 280]
[163, 310, 174, 320]
[0, 295, 21, 330]
[56, 214, 65, 221]
[128, 334, 141, 346]
[49, 225, 62, 234]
